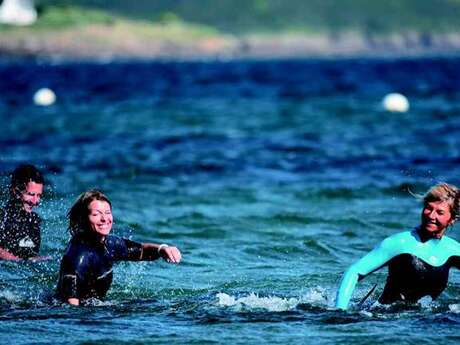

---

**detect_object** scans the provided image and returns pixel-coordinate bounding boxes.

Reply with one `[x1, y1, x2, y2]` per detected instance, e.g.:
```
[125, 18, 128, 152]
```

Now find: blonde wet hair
[423, 183, 460, 222]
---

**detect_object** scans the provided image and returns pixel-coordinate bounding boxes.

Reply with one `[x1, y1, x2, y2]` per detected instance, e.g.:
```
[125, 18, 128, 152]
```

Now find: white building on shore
[0, 0, 37, 26]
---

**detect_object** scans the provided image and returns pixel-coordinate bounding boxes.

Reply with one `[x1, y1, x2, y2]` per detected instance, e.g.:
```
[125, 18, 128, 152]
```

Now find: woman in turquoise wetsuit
[336, 183, 460, 310]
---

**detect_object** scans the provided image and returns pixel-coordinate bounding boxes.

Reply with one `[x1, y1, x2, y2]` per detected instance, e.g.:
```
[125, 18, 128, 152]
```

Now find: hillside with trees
[2, 0, 460, 59]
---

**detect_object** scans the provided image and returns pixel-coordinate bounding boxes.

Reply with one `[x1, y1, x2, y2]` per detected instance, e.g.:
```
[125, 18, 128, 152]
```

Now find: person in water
[0, 164, 45, 260]
[56, 189, 182, 306]
[336, 183, 460, 310]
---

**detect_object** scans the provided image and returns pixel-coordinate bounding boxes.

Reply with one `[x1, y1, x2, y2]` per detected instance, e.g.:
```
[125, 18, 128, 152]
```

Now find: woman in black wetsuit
[56, 190, 181, 306]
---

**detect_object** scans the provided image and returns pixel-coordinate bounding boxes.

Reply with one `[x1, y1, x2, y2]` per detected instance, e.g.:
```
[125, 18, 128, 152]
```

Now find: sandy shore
[1, 26, 460, 60]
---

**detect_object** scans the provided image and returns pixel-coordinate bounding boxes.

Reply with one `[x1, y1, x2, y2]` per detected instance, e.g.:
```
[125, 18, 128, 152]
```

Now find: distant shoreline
[2, 28, 460, 61]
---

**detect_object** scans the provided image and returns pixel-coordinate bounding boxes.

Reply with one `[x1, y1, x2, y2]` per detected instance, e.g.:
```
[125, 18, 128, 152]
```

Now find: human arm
[57, 252, 91, 306]
[336, 237, 399, 310]
[449, 255, 460, 270]
[0, 246, 21, 261]
[59, 271, 80, 306]
[0, 209, 21, 260]
[112, 237, 181, 263]
[140, 243, 182, 263]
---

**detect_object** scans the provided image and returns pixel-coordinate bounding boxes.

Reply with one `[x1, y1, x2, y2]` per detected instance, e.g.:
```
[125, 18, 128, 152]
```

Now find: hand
[68, 298, 79, 306]
[159, 246, 182, 263]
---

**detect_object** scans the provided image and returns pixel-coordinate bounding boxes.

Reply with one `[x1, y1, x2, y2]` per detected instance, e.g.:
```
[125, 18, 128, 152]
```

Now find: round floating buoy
[33, 88, 56, 106]
[382, 93, 409, 113]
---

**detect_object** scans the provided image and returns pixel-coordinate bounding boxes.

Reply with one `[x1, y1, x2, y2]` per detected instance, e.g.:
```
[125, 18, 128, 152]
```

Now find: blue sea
[1, 57, 460, 344]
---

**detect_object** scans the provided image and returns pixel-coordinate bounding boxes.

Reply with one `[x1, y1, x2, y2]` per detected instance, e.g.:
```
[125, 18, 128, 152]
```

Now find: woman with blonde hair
[56, 189, 181, 306]
[336, 183, 460, 310]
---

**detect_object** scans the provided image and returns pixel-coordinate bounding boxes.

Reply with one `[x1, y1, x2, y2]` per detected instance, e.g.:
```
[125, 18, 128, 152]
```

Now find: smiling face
[421, 200, 453, 239]
[17, 181, 43, 213]
[88, 200, 113, 236]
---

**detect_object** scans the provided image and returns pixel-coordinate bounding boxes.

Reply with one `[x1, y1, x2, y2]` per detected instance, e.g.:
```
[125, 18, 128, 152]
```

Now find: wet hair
[10, 164, 44, 197]
[423, 183, 460, 222]
[68, 189, 112, 236]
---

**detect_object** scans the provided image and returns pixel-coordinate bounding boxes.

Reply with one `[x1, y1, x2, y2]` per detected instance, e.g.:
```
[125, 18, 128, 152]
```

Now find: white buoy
[33, 88, 56, 106]
[382, 93, 409, 113]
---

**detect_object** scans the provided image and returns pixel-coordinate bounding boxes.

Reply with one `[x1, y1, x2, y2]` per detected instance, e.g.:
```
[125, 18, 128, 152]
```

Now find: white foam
[216, 287, 329, 312]
[418, 296, 433, 309]
[299, 286, 329, 305]
[217, 292, 237, 306]
[0, 289, 22, 303]
[216, 292, 298, 312]
[449, 304, 460, 313]
[83, 298, 115, 307]
[359, 310, 373, 317]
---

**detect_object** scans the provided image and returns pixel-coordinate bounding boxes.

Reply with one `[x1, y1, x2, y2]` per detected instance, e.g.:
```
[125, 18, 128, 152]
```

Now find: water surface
[1, 57, 460, 344]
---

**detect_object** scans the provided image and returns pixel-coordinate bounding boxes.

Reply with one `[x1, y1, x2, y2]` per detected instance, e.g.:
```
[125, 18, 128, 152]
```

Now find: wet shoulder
[380, 231, 460, 266]
[440, 235, 460, 256]
[105, 235, 124, 247]
[104, 235, 128, 257]
[63, 238, 99, 266]
[379, 231, 416, 252]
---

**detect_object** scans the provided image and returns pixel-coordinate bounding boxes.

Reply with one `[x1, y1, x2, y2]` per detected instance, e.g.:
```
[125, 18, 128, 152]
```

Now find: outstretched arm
[140, 243, 182, 263]
[336, 237, 398, 310]
[0, 247, 20, 261]
[117, 237, 182, 263]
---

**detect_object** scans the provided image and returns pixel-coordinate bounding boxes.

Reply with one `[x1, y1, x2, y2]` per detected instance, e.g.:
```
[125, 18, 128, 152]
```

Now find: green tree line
[28, 0, 460, 34]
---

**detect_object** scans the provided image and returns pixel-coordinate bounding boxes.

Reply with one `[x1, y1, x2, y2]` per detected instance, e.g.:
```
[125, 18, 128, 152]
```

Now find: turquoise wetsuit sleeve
[335, 236, 400, 310]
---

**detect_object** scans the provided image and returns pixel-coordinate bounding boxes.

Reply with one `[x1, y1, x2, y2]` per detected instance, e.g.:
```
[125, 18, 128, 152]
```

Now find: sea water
[1, 57, 460, 344]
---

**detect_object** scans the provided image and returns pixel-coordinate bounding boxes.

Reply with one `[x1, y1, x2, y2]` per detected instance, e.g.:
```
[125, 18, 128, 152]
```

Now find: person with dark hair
[0, 164, 45, 260]
[56, 189, 182, 306]
[336, 183, 460, 310]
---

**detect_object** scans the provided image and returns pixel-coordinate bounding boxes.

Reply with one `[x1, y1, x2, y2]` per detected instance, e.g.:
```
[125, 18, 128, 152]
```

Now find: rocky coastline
[2, 26, 460, 61]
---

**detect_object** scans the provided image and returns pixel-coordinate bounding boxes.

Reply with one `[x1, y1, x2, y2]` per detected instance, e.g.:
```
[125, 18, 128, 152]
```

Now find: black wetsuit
[56, 232, 150, 302]
[336, 229, 460, 309]
[379, 254, 460, 304]
[0, 201, 41, 259]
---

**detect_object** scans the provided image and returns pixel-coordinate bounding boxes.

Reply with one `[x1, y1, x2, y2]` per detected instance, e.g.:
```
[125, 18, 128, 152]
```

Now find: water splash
[418, 296, 433, 309]
[299, 286, 330, 306]
[448, 304, 460, 313]
[0, 290, 21, 304]
[216, 287, 329, 312]
[81, 298, 116, 307]
[216, 292, 299, 312]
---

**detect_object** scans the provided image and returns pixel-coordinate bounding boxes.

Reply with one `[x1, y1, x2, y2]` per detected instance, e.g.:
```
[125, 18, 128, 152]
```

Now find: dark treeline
[34, 0, 460, 34]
